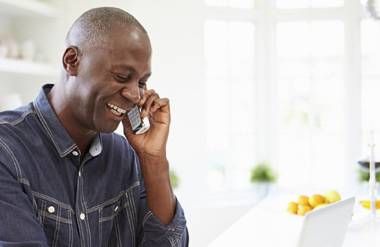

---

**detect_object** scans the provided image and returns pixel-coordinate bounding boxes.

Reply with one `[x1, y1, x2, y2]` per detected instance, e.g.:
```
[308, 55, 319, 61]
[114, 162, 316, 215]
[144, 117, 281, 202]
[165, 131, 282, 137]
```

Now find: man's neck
[48, 84, 96, 155]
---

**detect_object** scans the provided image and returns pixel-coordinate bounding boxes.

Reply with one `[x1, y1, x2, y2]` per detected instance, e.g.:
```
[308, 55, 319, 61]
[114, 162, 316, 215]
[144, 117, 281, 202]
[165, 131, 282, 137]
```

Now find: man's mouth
[106, 103, 127, 117]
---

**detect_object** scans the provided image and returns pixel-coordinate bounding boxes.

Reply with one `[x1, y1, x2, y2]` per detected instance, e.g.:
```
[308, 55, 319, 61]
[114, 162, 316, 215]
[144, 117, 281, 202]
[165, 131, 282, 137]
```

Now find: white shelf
[0, 58, 58, 77]
[0, 0, 58, 19]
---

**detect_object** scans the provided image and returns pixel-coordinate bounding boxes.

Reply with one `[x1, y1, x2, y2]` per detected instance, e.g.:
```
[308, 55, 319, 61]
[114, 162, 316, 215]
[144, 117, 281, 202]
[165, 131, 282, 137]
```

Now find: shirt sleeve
[130, 150, 188, 246]
[138, 195, 189, 247]
[0, 143, 49, 246]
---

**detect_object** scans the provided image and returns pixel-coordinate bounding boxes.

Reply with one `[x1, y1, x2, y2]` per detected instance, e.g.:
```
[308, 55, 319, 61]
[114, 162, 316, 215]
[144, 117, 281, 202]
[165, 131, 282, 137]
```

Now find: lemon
[297, 204, 312, 216]
[287, 202, 298, 215]
[360, 200, 380, 209]
[298, 195, 310, 206]
[324, 190, 341, 204]
[314, 203, 328, 210]
[308, 194, 326, 208]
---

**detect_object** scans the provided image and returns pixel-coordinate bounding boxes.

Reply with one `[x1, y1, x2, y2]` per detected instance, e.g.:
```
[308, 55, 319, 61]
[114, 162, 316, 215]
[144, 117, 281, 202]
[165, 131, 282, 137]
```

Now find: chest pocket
[33, 193, 74, 247]
[97, 191, 138, 247]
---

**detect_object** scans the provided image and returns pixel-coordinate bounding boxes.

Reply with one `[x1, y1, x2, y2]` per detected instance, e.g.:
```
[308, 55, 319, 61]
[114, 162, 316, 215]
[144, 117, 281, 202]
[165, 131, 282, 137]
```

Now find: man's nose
[121, 86, 141, 105]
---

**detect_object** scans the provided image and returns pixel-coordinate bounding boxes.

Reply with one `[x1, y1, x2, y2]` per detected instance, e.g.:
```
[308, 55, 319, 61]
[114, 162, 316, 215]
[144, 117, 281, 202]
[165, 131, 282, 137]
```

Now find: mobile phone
[127, 105, 150, 134]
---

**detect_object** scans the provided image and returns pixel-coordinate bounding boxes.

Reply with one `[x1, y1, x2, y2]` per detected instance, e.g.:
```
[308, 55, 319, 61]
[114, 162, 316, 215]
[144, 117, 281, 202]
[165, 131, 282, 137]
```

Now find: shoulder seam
[0, 137, 22, 178]
[0, 109, 35, 126]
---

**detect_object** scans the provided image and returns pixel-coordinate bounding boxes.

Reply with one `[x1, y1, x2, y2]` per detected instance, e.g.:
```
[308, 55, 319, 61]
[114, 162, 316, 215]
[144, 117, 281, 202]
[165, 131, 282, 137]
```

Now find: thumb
[122, 118, 136, 140]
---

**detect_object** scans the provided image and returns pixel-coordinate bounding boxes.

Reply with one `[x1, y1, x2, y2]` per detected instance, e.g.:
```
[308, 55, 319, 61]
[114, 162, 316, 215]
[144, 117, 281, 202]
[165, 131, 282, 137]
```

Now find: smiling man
[0, 7, 188, 247]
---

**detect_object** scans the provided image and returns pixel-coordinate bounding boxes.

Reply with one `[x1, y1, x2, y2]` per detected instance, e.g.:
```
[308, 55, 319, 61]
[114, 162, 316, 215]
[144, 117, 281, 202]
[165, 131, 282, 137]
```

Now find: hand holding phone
[122, 88, 170, 158]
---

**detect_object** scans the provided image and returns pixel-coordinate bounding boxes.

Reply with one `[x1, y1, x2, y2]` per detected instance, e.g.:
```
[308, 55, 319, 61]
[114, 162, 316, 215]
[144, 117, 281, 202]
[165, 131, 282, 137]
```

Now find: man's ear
[62, 46, 81, 76]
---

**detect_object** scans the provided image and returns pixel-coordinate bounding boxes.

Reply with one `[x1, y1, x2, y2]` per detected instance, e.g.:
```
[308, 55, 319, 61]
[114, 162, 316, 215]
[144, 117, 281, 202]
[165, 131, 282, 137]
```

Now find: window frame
[203, 0, 365, 191]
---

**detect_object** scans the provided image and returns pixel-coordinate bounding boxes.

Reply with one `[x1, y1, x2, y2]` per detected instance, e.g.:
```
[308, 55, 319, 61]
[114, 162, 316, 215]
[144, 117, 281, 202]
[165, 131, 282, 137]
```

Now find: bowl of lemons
[287, 190, 342, 216]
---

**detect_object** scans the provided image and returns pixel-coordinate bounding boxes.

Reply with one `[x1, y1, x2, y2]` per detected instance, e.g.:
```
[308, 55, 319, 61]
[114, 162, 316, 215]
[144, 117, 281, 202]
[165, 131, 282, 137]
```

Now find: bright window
[276, 21, 345, 187]
[204, 20, 255, 190]
[205, 0, 254, 9]
[276, 0, 343, 9]
[361, 19, 380, 154]
[203, 0, 368, 192]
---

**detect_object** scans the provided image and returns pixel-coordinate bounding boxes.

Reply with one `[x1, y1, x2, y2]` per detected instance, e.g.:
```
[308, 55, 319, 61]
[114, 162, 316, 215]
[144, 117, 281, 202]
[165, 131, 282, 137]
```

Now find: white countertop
[208, 193, 380, 246]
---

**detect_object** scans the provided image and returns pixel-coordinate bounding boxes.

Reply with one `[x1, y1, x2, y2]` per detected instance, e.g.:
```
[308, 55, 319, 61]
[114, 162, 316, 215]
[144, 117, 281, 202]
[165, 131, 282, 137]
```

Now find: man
[0, 7, 188, 247]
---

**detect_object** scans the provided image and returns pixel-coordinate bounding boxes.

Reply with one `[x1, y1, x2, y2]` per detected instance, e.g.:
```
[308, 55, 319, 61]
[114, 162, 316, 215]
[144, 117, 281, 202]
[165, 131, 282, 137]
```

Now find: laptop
[297, 197, 355, 247]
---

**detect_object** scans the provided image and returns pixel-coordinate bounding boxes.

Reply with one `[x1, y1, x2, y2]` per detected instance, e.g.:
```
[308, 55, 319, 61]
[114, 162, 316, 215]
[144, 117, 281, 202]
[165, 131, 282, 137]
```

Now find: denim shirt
[0, 84, 188, 247]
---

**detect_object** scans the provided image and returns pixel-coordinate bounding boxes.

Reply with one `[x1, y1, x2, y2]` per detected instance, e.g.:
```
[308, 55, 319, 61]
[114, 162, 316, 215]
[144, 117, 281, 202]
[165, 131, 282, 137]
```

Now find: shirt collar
[89, 134, 102, 157]
[33, 84, 102, 158]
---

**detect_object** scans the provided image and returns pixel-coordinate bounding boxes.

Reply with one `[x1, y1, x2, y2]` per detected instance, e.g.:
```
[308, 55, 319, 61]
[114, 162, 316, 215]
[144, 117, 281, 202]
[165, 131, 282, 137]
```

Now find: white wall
[0, 0, 66, 103]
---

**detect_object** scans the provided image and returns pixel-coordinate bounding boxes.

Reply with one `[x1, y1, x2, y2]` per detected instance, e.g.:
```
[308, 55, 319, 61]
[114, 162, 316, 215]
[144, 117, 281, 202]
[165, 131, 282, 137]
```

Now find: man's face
[68, 26, 152, 133]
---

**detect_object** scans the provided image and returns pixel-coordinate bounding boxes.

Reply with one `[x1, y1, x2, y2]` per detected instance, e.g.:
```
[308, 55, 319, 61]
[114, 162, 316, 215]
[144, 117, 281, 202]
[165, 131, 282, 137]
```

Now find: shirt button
[80, 213, 85, 220]
[72, 150, 79, 156]
[114, 206, 119, 212]
[78, 171, 82, 177]
[47, 206, 55, 214]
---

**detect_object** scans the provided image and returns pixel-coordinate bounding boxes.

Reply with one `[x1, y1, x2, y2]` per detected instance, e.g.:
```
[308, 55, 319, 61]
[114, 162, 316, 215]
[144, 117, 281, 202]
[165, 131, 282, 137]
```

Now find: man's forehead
[110, 25, 150, 44]
[90, 38, 151, 60]
[111, 63, 151, 74]
[82, 25, 150, 51]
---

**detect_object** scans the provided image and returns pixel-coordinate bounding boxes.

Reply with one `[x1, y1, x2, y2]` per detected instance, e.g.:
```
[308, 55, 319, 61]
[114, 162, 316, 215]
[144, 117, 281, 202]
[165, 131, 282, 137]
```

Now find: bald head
[65, 7, 148, 50]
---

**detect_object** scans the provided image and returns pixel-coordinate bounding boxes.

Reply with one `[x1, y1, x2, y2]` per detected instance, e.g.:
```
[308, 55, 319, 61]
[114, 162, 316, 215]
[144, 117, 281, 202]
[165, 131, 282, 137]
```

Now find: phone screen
[127, 106, 150, 134]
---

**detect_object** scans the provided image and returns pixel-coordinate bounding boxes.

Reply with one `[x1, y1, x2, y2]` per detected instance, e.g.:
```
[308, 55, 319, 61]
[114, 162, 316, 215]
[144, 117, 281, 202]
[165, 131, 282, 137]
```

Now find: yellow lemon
[287, 202, 298, 215]
[298, 195, 310, 206]
[360, 200, 380, 209]
[360, 200, 370, 209]
[314, 203, 328, 210]
[297, 204, 312, 216]
[324, 190, 341, 204]
[308, 194, 326, 208]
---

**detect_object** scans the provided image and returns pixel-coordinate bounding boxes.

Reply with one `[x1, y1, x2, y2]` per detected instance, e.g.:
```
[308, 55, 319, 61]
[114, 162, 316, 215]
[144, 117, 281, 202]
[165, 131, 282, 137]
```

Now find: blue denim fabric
[0, 84, 188, 247]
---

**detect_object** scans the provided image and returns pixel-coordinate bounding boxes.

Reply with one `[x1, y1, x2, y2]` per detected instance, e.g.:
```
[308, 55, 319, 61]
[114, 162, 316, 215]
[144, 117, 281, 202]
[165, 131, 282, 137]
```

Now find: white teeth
[110, 108, 122, 116]
[107, 103, 127, 114]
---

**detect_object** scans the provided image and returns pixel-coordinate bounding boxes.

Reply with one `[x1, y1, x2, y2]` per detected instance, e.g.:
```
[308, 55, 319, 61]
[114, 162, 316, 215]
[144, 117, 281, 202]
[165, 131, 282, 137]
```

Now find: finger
[121, 119, 136, 141]
[150, 98, 170, 122]
[141, 93, 160, 118]
[150, 101, 161, 114]
[138, 89, 156, 107]
[149, 98, 170, 125]
[122, 117, 133, 133]
[157, 98, 170, 112]
[150, 98, 169, 114]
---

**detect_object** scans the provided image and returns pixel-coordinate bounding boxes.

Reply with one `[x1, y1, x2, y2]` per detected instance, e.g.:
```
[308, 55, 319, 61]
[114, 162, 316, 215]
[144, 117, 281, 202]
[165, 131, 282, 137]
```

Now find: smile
[107, 103, 127, 117]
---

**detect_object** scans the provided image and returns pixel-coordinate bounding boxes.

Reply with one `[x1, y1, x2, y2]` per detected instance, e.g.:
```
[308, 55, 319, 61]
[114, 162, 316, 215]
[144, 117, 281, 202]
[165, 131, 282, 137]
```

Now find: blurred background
[1, 0, 380, 246]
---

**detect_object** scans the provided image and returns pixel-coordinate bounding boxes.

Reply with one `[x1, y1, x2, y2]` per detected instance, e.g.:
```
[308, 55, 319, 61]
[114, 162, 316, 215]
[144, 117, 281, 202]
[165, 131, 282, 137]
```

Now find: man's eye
[114, 74, 130, 82]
